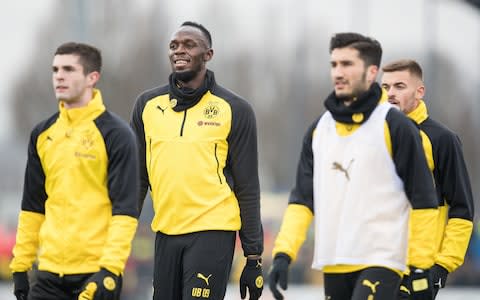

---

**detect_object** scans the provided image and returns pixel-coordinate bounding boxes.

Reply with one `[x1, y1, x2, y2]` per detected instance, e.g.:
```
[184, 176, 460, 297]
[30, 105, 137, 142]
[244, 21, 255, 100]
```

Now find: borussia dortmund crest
[352, 113, 364, 123]
[80, 130, 95, 150]
[203, 103, 220, 119]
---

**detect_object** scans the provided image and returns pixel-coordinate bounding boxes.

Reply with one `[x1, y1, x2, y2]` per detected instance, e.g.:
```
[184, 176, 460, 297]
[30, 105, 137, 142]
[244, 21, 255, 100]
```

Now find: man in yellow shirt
[381, 59, 474, 299]
[10, 42, 139, 300]
[131, 21, 263, 300]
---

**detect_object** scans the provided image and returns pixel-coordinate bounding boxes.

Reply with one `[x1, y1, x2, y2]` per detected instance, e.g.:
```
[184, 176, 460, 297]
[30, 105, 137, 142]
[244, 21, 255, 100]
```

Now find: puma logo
[434, 277, 443, 288]
[332, 159, 354, 180]
[362, 279, 380, 293]
[400, 285, 411, 294]
[157, 105, 167, 114]
[197, 273, 212, 286]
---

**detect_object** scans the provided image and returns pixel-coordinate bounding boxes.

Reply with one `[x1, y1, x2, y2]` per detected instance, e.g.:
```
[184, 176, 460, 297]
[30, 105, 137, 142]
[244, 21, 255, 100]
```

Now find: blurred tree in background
[11, 0, 334, 192]
[11, 0, 480, 195]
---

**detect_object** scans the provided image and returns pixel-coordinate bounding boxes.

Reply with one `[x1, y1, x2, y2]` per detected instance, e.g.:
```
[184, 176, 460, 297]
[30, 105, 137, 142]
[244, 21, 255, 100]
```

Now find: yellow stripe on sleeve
[272, 204, 313, 262]
[98, 215, 138, 275]
[408, 208, 438, 269]
[435, 218, 473, 272]
[419, 130, 434, 172]
[384, 122, 392, 157]
[10, 211, 45, 273]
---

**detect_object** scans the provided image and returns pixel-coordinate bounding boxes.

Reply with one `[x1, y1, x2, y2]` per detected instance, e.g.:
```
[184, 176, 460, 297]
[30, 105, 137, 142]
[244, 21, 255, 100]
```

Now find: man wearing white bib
[269, 33, 439, 300]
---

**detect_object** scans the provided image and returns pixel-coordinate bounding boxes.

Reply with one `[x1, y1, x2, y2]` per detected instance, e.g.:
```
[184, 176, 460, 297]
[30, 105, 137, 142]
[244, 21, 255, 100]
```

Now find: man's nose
[54, 70, 65, 79]
[331, 66, 344, 79]
[386, 89, 396, 98]
[174, 44, 186, 54]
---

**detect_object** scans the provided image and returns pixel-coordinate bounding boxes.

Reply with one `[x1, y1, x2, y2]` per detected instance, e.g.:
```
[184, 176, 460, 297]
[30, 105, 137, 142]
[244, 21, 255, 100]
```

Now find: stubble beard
[175, 70, 198, 83]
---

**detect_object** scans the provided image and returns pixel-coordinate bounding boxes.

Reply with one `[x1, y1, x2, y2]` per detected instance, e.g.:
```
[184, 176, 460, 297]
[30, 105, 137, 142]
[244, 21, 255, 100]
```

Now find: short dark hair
[54, 42, 102, 75]
[382, 59, 423, 80]
[181, 21, 212, 48]
[329, 32, 382, 67]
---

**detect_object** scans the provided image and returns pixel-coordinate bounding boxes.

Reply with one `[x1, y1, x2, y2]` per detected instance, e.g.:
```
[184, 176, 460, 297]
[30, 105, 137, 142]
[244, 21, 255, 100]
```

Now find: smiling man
[382, 59, 474, 300]
[268, 33, 439, 300]
[130, 21, 264, 300]
[10, 42, 139, 300]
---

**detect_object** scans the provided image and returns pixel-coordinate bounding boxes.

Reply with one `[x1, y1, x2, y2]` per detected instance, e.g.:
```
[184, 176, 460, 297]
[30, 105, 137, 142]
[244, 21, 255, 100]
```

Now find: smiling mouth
[174, 59, 190, 66]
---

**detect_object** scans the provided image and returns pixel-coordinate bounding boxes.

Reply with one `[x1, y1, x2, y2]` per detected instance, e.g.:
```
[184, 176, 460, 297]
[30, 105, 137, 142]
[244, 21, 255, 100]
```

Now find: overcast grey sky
[0, 1, 54, 140]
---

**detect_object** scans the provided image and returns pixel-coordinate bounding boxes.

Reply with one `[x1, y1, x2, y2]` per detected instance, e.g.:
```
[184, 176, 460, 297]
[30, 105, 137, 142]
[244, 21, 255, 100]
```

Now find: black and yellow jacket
[10, 90, 139, 276]
[407, 100, 474, 272]
[273, 83, 438, 273]
[130, 70, 263, 256]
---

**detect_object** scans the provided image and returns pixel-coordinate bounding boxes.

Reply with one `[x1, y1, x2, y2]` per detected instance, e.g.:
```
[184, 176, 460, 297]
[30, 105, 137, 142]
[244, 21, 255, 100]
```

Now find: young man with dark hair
[10, 42, 140, 300]
[268, 33, 439, 300]
[131, 21, 263, 300]
[382, 59, 474, 299]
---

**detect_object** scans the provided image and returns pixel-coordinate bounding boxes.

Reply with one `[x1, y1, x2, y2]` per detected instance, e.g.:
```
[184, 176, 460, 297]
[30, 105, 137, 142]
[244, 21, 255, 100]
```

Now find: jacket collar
[58, 89, 106, 126]
[168, 70, 215, 112]
[324, 82, 386, 124]
[407, 100, 428, 124]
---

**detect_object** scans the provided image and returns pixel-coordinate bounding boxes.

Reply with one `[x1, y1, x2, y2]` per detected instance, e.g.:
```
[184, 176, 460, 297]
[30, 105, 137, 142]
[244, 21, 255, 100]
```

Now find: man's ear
[87, 71, 100, 87]
[366, 65, 378, 84]
[416, 85, 425, 99]
[204, 48, 214, 62]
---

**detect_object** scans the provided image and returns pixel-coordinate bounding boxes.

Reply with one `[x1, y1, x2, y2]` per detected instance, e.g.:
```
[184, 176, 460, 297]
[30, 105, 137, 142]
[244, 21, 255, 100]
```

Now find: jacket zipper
[214, 143, 222, 184]
[180, 110, 187, 136]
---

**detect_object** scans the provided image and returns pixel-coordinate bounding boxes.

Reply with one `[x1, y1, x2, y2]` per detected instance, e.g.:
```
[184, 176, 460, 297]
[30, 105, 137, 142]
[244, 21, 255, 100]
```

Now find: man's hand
[398, 275, 411, 299]
[239, 257, 263, 300]
[268, 253, 291, 300]
[429, 264, 448, 297]
[78, 268, 120, 300]
[409, 267, 434, 300]
[13, 272, 29, 300]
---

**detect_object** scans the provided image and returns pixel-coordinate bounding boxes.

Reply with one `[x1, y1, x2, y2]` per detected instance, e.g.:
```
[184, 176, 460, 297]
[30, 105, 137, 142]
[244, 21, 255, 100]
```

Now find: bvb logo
[352, 112, 364, 123]
[80, 130, 95, 150]
[103, 276, 116, 291]
[255, 276, 263, 288]
[203, 104, 220, 119]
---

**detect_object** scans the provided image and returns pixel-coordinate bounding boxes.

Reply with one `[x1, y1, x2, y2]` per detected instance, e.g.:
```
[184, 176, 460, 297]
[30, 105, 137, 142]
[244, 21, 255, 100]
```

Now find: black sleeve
[386, 108, 437, 209]
[21, 115, 58, 213]
[97, 112, 140, 218]
[288, 118, 319, 213]
[130, 94, 150, 214]
[227, 97, 263, 256]
[21, 127, 48, 213]
[434, 130, 474, 220]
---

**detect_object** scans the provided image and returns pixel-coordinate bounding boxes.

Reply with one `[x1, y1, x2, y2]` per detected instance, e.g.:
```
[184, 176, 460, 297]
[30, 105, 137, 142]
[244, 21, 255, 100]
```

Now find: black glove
[239, 257, 263, 300]
[409, 267, 434, 300]
[429, 264, 448, 297]
[13, 272, 29, 300]
[268, 253, 291, 300]
[78, 268, 121, 300]
[429, 264, 448, 289]
[398, 275, 411, 300]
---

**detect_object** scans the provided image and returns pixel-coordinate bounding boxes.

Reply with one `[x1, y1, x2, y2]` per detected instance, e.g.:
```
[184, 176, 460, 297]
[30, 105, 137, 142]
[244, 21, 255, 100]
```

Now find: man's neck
[343, 98, 354, 107]
[62, 89, 94, 109]
[177, 70, 207, 90]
